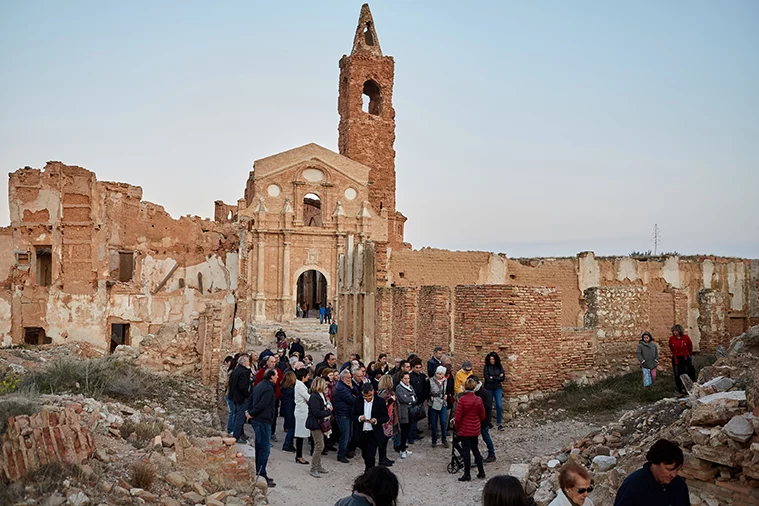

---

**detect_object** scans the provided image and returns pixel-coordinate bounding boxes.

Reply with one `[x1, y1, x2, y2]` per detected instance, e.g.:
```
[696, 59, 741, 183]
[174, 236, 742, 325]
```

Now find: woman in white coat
[294, 368, 311, 464]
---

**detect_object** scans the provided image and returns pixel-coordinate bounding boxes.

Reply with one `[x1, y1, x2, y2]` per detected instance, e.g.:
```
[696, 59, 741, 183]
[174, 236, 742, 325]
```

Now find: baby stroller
[446, 416, 464, 474]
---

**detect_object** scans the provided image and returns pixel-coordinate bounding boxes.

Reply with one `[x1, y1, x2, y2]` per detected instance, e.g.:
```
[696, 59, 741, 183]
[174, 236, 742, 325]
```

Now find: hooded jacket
[454, 368, 473, 395]
[637, 340, 659, 369]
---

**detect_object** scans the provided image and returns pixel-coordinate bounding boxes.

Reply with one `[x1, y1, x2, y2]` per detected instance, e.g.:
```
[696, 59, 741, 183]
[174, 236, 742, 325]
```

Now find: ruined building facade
[1, 5, 757, 397]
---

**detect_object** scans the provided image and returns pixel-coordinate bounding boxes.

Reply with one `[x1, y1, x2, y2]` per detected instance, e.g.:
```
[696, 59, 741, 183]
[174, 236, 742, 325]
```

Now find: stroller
[446, 416, 464, 474]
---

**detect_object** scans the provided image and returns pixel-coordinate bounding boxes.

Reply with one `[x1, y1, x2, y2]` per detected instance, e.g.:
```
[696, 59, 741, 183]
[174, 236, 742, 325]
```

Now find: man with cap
[454, 361, 474, 395]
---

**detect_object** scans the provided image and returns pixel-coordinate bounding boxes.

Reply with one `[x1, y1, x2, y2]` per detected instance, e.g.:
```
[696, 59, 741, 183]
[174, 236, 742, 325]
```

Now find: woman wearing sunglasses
[548, 462, 595, 506]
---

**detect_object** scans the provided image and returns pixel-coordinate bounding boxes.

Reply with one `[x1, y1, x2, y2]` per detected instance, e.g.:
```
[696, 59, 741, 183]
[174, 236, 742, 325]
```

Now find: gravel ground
[255, 413, 608, 506]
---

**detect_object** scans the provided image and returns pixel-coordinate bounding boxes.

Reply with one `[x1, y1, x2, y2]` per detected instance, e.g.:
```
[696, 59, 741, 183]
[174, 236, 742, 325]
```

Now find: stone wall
[1, 404, 95, 481]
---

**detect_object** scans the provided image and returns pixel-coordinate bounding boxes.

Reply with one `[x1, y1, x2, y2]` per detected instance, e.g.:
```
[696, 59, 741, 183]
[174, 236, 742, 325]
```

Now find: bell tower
[338, 4, 405, 246]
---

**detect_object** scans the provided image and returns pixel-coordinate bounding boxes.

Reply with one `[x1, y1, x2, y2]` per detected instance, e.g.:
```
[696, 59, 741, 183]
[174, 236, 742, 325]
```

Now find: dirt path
[253, 412, 609, 506]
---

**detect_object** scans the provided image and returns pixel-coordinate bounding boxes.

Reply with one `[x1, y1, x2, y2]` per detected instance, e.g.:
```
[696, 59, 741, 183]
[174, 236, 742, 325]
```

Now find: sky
[1, 1, 757, 258]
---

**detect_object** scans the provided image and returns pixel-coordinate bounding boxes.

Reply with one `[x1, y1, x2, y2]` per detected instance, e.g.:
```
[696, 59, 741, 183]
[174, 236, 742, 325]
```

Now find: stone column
[280, 235, 292, 320]
[254, 232, 266, 321]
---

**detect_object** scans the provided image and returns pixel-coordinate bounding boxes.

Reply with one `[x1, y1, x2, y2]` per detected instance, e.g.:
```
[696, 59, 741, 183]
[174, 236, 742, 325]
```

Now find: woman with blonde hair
[377, 374, 397, 466]
[306, 377, 332, 477]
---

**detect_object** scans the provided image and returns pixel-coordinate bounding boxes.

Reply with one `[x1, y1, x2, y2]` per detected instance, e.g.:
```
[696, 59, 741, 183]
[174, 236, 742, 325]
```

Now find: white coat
[548, 489, 595, 506]
[294, 380, 310, 438]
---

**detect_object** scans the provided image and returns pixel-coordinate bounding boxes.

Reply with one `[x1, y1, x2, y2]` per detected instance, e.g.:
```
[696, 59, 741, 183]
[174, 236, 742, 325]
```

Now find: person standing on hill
[637, 331, 659, 388]
[668, 325, 694, 397]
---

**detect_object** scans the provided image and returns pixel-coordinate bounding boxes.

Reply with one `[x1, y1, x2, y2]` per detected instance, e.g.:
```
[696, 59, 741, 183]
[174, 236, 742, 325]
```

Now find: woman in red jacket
[668, 324, 694, 397]
[454, 377, 486, 482]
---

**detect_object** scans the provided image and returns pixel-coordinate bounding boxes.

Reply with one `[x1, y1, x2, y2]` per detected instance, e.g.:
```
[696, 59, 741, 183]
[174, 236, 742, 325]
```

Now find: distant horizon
[1, 1, 757, 259]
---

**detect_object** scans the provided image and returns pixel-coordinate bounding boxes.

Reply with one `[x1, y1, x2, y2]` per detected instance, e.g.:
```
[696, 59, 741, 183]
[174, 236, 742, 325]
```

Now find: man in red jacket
[255, 355, 283, 440]
[668, 324, 694, 397]
[454, 377, 486, 481]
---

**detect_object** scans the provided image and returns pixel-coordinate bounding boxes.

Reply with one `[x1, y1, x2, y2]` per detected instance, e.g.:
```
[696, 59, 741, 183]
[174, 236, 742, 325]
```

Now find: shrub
[18, 357, 168, 401]
[119, 418, 165, 446]
[131, 461, 156, 489]
[0, 395, 40, 435]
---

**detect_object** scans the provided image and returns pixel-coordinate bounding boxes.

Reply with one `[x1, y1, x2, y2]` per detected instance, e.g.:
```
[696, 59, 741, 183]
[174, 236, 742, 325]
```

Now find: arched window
[303, 193, 322, 227]
[364, 22, 375, 46]
[362, 80, 382, 116]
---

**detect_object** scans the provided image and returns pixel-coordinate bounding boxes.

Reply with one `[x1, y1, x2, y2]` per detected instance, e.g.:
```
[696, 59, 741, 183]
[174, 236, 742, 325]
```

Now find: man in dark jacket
[352, 383, 389, 472]
[288, 337, 305, 360]
[255, 354, 283, 442]
[246, 369, 278, 488]
[614, 439, 689, 506]
[314, 352, 337, 377]
[228, 354, 252, 443]
[334, 369, 358, 462]
[427, 346, 444, 378]
[472, 376, 496, 463]
[409, 358, 429, 442]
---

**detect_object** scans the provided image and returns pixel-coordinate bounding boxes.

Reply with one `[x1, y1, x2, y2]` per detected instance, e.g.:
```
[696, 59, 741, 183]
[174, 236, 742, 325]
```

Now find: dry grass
[131, 461, 156, 489]
[120, 418, 166, 447]
[0, 462, 86, 501]
[0, 395, 40, 435]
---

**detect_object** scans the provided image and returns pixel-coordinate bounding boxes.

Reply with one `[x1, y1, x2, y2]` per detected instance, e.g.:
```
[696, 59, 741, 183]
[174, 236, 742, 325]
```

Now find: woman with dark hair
[637, 331, 659, 387]
[394, 371, 416, 459]
[483, 352, 505, 431]
[482, 475, 535, 506]
[280, 371, 297, 452]
[306, 377, 332, 477]
[668, 324, 694, 397]
[221, 355, 235, 434]
[334, 466, 400, 506]
[454, 377, 486, 482]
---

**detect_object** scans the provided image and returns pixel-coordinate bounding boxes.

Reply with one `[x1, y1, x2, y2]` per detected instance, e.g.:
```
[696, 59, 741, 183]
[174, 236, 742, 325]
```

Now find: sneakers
[310, 470, 321, 478]
[318, 467, 328, 474]
[497, 425, 504, 431]
[484, 455, 496, 463]
[400, 451, 408, 459]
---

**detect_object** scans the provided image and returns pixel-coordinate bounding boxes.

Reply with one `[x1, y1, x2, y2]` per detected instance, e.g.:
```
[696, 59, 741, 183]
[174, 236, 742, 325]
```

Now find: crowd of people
[218, 325, 693, 505]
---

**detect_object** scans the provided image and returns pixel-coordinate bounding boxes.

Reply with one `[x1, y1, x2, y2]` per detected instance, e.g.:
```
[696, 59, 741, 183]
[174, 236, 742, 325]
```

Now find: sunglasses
[576, 487, 594, 494]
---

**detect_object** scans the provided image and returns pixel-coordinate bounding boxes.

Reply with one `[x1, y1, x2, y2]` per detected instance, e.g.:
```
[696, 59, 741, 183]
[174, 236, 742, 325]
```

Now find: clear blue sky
[1, 1, 757, 258]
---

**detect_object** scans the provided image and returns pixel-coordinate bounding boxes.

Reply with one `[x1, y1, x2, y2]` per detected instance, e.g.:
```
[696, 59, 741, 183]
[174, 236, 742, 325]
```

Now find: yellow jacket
[454, 368, 472, 395]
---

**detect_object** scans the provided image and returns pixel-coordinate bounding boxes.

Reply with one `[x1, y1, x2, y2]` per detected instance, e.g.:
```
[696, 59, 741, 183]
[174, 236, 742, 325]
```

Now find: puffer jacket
[454, 391, 485, 437]
[636, 340, 659, 369]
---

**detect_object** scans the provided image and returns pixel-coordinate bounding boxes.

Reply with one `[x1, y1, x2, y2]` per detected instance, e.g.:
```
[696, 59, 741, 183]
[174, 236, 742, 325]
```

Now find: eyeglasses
[576, 486, 594, 494]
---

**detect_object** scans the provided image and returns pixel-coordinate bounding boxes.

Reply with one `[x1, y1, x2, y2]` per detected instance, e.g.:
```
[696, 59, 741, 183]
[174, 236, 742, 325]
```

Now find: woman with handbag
[454, 377, 486, 482]
[306, 377, 332, 477]
[637, 331, 659, 388]
[395, 371, 416, 459]
[429, 365, 449, 448]
[377, 374, 397, 467]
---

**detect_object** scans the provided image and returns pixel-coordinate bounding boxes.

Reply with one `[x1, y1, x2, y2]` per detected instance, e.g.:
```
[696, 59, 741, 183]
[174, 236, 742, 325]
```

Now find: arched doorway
[303, 193, 322, 227]
[297, 269, 327, 318]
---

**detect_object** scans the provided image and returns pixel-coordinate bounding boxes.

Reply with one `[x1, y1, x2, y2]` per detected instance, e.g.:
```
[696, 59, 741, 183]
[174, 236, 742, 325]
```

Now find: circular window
[302, 168, 325, 182]
[267, 184, 281, 197]
[344, 187, 357, 201]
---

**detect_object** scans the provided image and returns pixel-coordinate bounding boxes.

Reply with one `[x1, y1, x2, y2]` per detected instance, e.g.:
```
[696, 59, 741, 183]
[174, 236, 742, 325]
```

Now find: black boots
[476, 463, 486, 479]
[458, 473, 471, 482]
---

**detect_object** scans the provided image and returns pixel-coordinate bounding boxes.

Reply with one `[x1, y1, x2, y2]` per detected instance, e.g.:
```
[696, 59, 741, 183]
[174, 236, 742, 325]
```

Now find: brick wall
[391, 287, 417, 357]
[698, 289, 731, 353]
[1, 404, 94, 481]
[416, 286, 452, 356]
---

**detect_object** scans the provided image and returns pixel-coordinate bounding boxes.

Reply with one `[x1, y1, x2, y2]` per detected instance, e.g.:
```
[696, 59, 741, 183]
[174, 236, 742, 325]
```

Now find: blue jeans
[225, 396, 235, 434]
[430, 406, 447, 443]
[232, 402, 248, 440]
[336, 415, 352, 459]
[283, 425, 295, 450]
[251, 420, 272, 479]
[481, 424, 495, 457]
[488, 387, 503, 425]
[319, 313, 325, 324]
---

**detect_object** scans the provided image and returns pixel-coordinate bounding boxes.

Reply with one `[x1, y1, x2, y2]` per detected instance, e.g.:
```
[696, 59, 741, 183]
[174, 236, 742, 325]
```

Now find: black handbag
[409, 403, 426, 422]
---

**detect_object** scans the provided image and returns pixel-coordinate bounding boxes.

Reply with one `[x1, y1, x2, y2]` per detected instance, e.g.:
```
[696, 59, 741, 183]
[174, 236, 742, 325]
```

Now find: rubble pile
[525, 325, 759, 506]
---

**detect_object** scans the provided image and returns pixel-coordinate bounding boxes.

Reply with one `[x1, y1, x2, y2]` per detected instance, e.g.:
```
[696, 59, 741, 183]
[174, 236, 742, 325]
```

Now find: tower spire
[351, 4, 382, 56]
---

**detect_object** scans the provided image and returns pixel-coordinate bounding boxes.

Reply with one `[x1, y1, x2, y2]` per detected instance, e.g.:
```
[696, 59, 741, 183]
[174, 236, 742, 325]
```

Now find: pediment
[253, 143, 370, 186]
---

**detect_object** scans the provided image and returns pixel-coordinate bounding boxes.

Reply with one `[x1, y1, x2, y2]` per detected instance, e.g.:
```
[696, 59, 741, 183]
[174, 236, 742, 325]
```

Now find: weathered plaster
[484, 253, 506, 284]
[615, 257, 639, 282]
[0, 297, 11, 346]
[702, 259, 714, 290]
[578, 252, 601, 293]
[727, 262, 746, 311]
[662, 256, 682, 288]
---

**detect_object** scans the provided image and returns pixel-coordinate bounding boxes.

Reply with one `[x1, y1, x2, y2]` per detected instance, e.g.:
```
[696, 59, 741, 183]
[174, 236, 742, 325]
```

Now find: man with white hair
[334, 368, 358, 463]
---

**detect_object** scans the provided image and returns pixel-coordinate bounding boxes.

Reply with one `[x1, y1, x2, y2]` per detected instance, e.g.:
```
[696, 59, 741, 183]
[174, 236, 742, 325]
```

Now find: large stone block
[722, 415, 755, 443]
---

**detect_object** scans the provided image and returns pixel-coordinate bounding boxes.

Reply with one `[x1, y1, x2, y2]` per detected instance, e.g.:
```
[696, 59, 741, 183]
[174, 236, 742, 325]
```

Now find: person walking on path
[229, 354, 252, 443]
[245, 368, 278, 488]
[319, 304, 326, 324]
[293, 368, 312, 465]
[472, 376, 496, 463]
[353, 383, 389, 472]
[668, 325, 694, 396]
[613, 439, 688, 506]
[483, 352, 505, 431]
[428, 365, 449, 448]
[394, 371, 417, 459]
[637, 331, 659, 387]
[326, 302, 333, 324]
[306, 377, 332, 478]
[454, 377, 486, 482]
